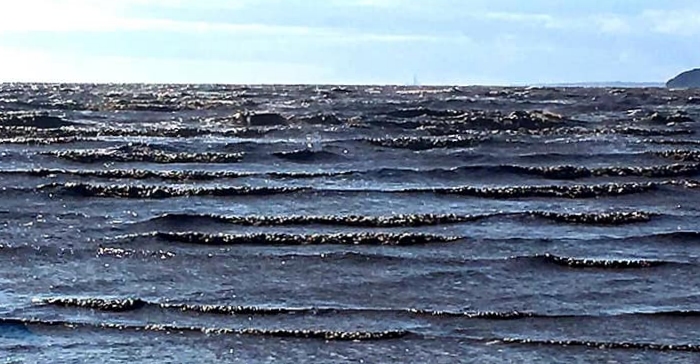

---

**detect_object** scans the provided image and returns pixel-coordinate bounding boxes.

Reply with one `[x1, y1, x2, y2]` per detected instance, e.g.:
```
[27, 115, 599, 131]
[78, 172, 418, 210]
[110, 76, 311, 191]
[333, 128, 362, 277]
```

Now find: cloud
[0, 46, 333, 83]
[481, 12, 559, 27]
[477, 11, 632, 35]
[0, 0, 458, 44]
[642, 9, 700, 36]
[336, 0, 403, 7]
[125, 0, 249, 8]
[593, 15, 632, 34]
[481, 8, 700, 37]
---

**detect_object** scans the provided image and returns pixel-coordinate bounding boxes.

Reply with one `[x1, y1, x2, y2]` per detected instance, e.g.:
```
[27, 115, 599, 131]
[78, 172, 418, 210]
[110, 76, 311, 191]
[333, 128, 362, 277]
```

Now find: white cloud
[0, 0, 112, 32]
[478, 11, 632, 35]
[642, 9, 700, 36]
[481, 12, 559, 27]
[0, 0, 457, 43]
[593, 15, 632, 34]
[125, 0, 250, 8]
[337, 0, 403, 7]
[0, 0, 275, 33]
[480, 8, 700, 36]
[0, 46, 333, 83]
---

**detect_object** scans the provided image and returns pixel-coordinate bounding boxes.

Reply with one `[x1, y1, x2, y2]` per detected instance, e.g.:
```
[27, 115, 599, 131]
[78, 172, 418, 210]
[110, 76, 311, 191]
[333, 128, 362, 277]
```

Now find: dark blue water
[2, 84, 700, 363]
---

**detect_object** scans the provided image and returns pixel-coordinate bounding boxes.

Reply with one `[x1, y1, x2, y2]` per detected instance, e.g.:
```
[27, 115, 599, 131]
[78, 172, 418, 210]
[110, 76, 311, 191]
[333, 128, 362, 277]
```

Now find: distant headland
[667, 68, 700, 88]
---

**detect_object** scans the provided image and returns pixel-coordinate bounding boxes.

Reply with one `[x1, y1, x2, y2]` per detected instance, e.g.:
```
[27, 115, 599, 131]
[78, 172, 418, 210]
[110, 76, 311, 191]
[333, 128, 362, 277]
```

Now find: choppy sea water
[2, 84, 700, 363]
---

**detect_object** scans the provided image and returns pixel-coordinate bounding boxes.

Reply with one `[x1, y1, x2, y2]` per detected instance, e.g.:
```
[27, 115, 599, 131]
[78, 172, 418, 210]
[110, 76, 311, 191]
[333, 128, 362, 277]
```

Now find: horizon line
[0, 81, 668, 88]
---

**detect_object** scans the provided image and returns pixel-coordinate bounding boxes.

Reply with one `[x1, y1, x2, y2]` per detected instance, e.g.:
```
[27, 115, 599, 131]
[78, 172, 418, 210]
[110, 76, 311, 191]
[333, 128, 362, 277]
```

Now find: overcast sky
[0, 0, 698, 84]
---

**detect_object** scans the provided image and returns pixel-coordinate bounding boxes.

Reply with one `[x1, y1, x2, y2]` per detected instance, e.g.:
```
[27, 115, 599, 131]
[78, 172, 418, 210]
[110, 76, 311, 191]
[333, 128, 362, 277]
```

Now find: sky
[0, 0, 698, 85]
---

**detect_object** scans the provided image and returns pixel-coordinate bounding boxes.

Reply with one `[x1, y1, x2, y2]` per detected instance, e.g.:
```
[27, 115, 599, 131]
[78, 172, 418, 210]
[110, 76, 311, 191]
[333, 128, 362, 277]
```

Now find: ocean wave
[0, 244, 175, 260]
[37, 297, 539, 319]
[39, 182, 308, 198]
[383, 109, 568, 131]
[262, 251, 686, 271]
[96, 246, 176, 260]
[132, 231, 459, 246]
[43, 146, 244, 164]
[643, 139, 700, 146]
[37, 297, 700, 320]
[0, 125, 275, 139]
[592, 127, 694, 137]
[148, 212, 491, 228]
[656, 150, 700, 162]
[428, 182, 657, 199]
[124, 230, 699, 247]
[669, 179, 700, 189]
[422, 125, 694, 137]
[365, 135, 482, 150]
[0, 136, 94, 145]
[40, 297, 147, 312]
[5, 163, 697, 183]
[0, 317, 406, 341]
[531, 211, 654, 224]
[493, 337, 700, 352]
[504, 163, 700, 179]
[635, 111, 695, 125]
[538, 253, 667, 269]
[0, 111, 75, 128]
[0, 123, 691, 143]
[385, 107, 464, 119]
[0, 168, 355, 181]
[32, 181, 661, 199]
[369, 164, 700, 180]
[147, 211, 653, 228]
[3, 168, 251, 181]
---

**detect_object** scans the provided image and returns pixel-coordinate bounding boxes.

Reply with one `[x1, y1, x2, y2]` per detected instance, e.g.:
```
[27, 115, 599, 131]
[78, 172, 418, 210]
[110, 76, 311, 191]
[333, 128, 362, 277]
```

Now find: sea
[1, 83, 700, 363]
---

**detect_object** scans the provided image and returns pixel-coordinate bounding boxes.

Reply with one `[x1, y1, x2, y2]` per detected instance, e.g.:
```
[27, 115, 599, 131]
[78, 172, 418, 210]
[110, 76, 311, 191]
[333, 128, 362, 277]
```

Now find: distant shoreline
[534, 82, 665, 88]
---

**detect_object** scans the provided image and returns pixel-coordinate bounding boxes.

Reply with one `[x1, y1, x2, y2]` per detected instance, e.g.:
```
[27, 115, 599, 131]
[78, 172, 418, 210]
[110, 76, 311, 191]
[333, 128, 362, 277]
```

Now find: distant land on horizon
[666, 68, 700, 88]
[533, 81, 665, 88]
